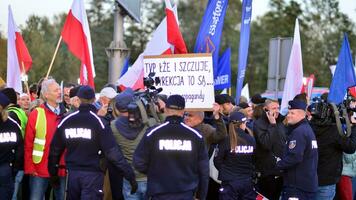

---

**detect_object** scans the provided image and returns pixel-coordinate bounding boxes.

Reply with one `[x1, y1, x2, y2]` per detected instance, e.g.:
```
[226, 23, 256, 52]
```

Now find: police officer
[276, 99, 318, 200]
[0, 92, 23, 200]
[214, 111, 256, 200]
[48, 86, 137, 199]
[133, 94, 209, 200]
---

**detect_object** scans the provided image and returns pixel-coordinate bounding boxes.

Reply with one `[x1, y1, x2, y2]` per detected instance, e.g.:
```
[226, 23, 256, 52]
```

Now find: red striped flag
[7, 5, 32, 93]
[61, 0, 95, 88]
[117, 0, 187, 90]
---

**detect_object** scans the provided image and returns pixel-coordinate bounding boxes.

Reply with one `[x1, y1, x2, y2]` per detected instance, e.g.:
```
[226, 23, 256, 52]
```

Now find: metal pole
[106, 3, 129, 84]
[275, 37, 281, 100]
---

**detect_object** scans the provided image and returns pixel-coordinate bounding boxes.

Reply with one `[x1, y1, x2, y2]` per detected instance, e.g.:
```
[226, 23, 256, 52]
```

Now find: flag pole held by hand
[46, 36, 62, 78]
[21, 61, 30, 95]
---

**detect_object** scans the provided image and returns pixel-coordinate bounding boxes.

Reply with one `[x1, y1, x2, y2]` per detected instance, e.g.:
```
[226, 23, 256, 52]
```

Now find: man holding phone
[253, 99, 287, 200]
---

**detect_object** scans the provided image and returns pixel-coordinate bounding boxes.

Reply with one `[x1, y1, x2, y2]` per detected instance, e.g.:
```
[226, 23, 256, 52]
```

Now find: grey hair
[264, 99, 279, 107]
[41, 79, 58, 96]
[187, 111, 205, 121]
[196, 111, 205, 120]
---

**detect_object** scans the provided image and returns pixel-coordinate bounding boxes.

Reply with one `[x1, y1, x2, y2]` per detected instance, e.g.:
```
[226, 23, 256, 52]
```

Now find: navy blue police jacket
[48, 104, 135, 182]
[0, 117, 23, 169]
[214, 127, 256, 181]
[133, 115, 209, 198]
[276, 119, 318, 192]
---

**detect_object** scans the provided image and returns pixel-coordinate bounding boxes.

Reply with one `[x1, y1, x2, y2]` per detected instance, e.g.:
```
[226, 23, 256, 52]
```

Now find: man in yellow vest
[24, 78, 66, 200]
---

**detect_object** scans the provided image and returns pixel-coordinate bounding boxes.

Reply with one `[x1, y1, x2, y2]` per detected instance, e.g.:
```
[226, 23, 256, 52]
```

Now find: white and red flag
[256, 192, 269, 200]
[281, 18, 304, 115]
[117, 0, 187, 90]
[7, 5, 32, 93]
[61, 0, 95, 88]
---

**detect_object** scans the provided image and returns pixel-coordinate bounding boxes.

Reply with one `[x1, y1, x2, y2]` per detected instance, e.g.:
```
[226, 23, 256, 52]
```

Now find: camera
[308, 97, 332, 121]
[127, 73, 163, 128]
[309, 95, 353, 137]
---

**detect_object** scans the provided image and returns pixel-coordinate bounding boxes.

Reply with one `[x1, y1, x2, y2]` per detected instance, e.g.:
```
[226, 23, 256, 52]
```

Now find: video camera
[127, 73, 163, 128]
[309, 94, 356, 137]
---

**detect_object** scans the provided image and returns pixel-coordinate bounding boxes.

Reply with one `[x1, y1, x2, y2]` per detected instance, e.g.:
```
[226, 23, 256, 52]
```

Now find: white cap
[100, 87, 117, 99]
[20, 93, 29, 98]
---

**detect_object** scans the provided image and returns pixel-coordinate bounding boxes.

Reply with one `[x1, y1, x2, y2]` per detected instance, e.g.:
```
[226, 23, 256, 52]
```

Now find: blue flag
[215, 47, 231, 90]
[120, 57, 130, 77]
[328, 33, 356, 104]
[193, 0, 229, 90]
[235, 0, 252, 104]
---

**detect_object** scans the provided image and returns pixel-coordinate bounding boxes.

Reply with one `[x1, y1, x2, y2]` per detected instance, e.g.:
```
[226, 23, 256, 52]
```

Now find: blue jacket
[277, 119, 318, 192]
[214, 127, 256, 181]
[133, 115, 209, 198]
[48, 104, 135, 182]
[0, 117, 23, 168]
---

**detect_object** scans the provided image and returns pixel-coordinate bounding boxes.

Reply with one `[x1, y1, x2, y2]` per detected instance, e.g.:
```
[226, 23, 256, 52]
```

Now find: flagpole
[21, 61, 30, 96]
[46, 36, 62, 78]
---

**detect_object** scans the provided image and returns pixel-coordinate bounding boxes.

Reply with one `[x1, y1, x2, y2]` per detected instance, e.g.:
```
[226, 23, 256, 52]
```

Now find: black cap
[238, 102, 250, 109]
[1, 88, 17, 105]
[215, 94, 234, 105]
[166, 94, 185, 110]
[288, 99, 307, 110]
[77, 86, 95, 100]
[115, 88, 134, 112]
[69, 86, 81, 98]
[229, 111, 247, 123]
[251, 94, 266, 105]
[0, 92, 10, 108]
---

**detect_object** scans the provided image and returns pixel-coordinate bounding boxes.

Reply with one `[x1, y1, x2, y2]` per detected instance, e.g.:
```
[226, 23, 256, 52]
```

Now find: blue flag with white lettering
[328, 33, 356, 104]
[193, 0, 229, 90]
[235, 0, 252, 104]
[215, 47, 231, 90]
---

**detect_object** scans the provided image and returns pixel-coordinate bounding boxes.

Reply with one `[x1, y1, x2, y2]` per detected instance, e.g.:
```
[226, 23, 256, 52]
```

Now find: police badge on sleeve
[289, 140, 296, 149]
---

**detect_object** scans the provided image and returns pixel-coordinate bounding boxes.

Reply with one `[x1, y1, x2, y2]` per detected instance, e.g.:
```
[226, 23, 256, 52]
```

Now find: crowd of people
[0, 78, 356, 200]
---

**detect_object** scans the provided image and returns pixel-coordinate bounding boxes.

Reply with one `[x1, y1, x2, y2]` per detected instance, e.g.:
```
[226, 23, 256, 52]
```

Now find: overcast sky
[0, 0, 355, 35]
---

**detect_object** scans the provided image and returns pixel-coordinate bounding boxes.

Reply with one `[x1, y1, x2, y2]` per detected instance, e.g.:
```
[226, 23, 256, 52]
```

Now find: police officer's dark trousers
[67, 170, 104, 200]
[150, 190, 195, 200]
[281, 186, 316, 200]
[219, 178, 256, 200]
[0, 163, 14, 200]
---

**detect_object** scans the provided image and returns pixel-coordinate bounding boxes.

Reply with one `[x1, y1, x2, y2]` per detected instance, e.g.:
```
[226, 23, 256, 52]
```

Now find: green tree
[0, 33, 6, 79]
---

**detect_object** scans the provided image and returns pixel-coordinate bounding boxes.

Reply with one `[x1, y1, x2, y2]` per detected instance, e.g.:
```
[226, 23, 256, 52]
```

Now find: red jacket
[24, 103, 66, 177]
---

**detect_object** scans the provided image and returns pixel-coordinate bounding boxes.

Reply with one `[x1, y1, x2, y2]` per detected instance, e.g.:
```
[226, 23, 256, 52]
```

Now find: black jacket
[133, 115, 209, 199]
[253, 113, 287, 176]
[48, 104, 135, 182]
[310, 122, 356, 186]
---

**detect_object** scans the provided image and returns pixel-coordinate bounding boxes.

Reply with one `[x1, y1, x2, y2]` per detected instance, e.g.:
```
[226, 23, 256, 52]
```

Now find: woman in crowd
[0, 92, 24, 200]
[214, 111, 256, 200]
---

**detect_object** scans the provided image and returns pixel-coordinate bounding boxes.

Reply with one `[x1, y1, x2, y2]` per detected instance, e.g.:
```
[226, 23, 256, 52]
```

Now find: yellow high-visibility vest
[32, 107, 47, 164]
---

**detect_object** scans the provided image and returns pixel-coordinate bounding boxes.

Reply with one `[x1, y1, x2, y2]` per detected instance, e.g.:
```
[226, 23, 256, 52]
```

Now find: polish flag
[281, 18, 303, 115]
[7, 5, 32, 93]
[117, 0, 187, 90]
[61, 0, 95, 88]
[256, 192, 269, 200]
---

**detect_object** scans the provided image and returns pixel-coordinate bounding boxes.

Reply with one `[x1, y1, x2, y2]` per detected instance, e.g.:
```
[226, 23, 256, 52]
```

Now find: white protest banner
[143, 53, 214, 110]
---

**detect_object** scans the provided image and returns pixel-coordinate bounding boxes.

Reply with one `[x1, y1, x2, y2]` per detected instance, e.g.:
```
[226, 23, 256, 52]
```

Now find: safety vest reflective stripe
[34, 138, 46, 145]
[7, 107, 28, 138]
[33, 107, 47, 164]
[32, 150, 44, 157]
